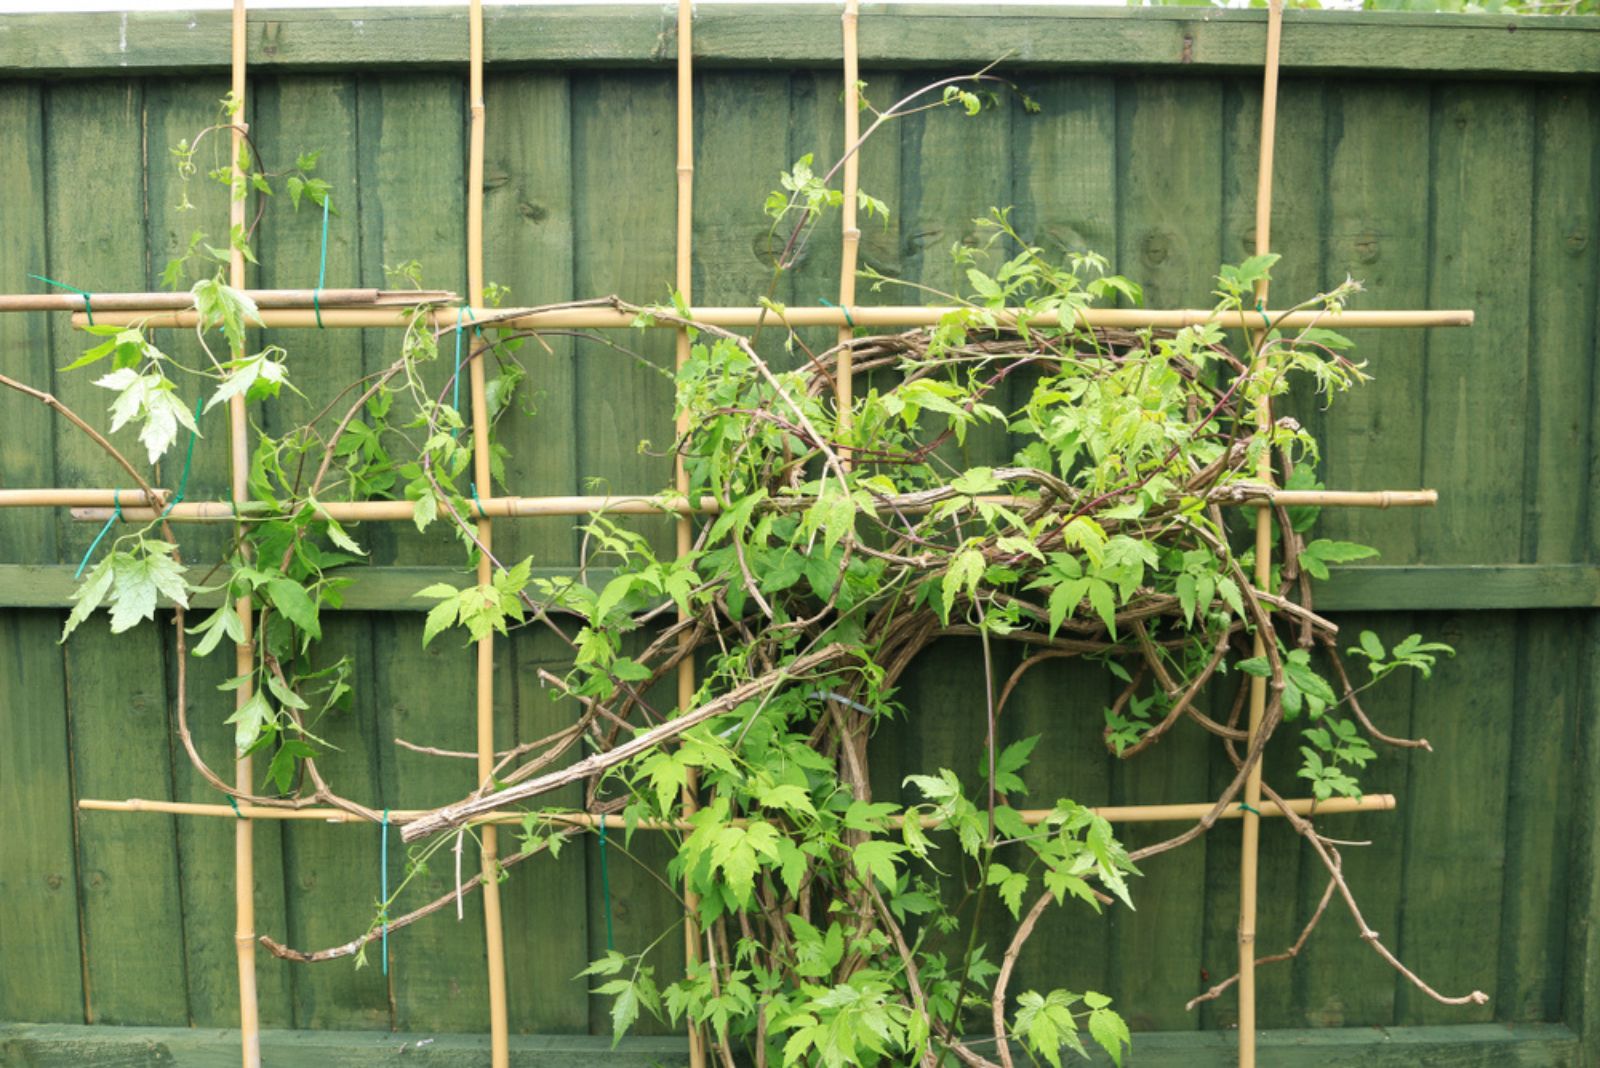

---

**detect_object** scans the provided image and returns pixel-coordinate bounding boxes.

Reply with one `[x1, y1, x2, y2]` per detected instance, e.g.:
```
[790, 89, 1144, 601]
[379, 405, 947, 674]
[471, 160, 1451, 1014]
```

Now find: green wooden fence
[1, 6, 1597, 1065]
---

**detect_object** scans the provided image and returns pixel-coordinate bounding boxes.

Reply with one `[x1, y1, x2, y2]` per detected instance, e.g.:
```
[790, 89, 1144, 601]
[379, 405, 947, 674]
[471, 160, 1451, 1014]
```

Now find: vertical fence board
[43, 80, 190, 1029]
[480, 71, 593, 1034]
[0, 82, 80, 1024]
[570, 73, 684, 1035]
[503, 630, 592, 1033]
[354, 74, 465, 569]
[1496, 84, 1598, 1026]
[250, 73, 394, 1030]
[1396, 83, 1536, 1027]
[1291, 82, 1434, 1030]
[0, 82, 57, 560]
[0, 612, 83, 1023]
[369, 614, 487, 1032]
[65, 614, 189, 1027]
[1105, 75, 1223, 1033]
[483, 72, 579, 570]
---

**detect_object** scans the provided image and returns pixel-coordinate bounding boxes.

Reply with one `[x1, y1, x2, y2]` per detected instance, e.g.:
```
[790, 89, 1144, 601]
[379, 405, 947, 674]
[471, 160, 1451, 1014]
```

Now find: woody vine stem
[9, 85, 1487, 1068]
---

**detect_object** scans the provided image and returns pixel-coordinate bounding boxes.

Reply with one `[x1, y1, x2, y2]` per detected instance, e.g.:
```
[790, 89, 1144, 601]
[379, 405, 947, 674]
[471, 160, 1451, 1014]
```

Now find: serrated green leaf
[266, 577, 321, 640]
[852, 839, 904, 890]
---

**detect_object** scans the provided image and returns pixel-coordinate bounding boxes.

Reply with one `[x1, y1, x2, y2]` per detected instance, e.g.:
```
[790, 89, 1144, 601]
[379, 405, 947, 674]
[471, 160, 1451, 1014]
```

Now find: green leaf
[1087, 578, 1117, 635]
[189, 600, 243, 657]
[267, 738, 315, 794]
[225, 690, 273, 751]
[951, 466, 1000, 496]
[60, 556, 115, 643]
[1298, 538, 1379, 581]
[986, 862, 1028, 919]
[756, 783, 817, 818]
[1235, 656, 1270, 678]
[1176, 572, 1196, 627]
[323, 517, 365, 555]
[1087, 1005, 1131, 1067]
[266, 577, 321, 640]
[421, 598, 458, 647]
[852, 839, 904, 890]
[412, 492, 437, 533]
[606, 980, 639, 1046]
[595, 574, 636, 621]
[941, 546, 986, 623]
[1216, 576, 1245, 619]
[1047, 577, 1089, 637]
[989, 734, 1039, 796]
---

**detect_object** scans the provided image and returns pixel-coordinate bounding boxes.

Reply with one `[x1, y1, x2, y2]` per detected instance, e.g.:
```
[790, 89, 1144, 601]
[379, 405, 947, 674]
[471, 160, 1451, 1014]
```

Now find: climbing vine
[4, 85, 1487, 1068]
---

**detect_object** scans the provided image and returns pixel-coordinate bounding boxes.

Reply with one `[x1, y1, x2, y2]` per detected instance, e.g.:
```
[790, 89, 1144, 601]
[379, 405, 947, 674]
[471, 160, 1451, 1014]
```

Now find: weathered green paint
[0, 1020, 1581, 1067]
[0, 6, 1596, 78]
[0, 11, 1596, 1061]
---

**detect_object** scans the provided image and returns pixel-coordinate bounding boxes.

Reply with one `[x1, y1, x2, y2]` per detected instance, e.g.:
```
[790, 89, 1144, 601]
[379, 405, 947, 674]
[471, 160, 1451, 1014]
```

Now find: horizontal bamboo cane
[69, 305, 1474, 332]
[0, 488, 165, 508]
[78, 792, 1394, 826]
[46, 488, 1437, 523]
[0, 288, 455, 313]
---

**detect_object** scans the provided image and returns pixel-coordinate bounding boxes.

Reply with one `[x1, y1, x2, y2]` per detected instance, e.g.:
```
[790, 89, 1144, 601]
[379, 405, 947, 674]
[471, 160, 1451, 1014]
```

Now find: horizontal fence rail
[0, 6, 1595, 77]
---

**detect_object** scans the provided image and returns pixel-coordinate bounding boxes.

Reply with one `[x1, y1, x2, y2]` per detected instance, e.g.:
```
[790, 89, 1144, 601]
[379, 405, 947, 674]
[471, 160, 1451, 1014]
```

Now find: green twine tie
[226, 794, 246, 820]
[381, 808, 391, 975]
[597, 819, 615, 953]
[1239, 802, 1262, 816]
[159, 398, 205, 518]
[820, 297, 855, 328]
[1255, 299, 1271, 332]
[312, 196, 332, 329]
[452, 305, 479, 426]
[32, 274, 93, 326]
[470, 482, 485, 519]
[75, 490, 121, 580]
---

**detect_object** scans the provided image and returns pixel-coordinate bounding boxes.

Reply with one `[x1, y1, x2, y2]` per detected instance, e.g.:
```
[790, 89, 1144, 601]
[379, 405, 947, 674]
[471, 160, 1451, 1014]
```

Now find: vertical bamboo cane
[836, 0, 860, 435]
[674, 5, 707, 1068]
[466, 3, 511, 1065]
[227, 4, 261, 1066]
[1237, 3, 1284, 1066]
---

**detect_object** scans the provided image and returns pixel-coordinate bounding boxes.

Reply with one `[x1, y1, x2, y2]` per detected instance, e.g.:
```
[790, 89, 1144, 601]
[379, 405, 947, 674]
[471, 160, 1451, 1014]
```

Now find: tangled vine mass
[6, 94, 1486, 1068]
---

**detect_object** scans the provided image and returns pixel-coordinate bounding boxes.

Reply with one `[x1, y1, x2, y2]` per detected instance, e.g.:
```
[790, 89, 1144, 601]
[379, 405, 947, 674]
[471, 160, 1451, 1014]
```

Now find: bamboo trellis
[0, 4, 1474, 1068]
[1238, 4, 1287, 1061]
[673, 5, 707, 1064]
[464, 2, 511, 1061]
[226, 6, 260, 1064]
